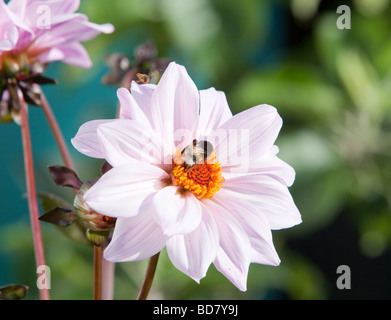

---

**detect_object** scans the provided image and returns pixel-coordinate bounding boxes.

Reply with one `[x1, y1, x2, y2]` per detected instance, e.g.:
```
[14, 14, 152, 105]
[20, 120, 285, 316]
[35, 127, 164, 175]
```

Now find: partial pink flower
[72, 62, 301, 291]
[0, 3, 18, 51]
[0, 0, 114, 69]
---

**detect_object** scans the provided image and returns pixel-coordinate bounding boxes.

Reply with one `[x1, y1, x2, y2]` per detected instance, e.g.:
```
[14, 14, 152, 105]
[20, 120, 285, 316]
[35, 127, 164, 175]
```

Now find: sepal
[39, 207, 77, 227]
[48, 165, 83, 190]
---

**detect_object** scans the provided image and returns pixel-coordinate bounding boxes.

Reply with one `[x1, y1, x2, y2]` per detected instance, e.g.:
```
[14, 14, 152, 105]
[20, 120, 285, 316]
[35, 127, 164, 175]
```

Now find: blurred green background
[1, 0, 391, 299]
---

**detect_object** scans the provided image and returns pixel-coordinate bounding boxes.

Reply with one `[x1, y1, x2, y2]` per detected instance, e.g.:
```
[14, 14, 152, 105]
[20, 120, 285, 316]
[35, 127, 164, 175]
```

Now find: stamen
[172, 153, 224, 199]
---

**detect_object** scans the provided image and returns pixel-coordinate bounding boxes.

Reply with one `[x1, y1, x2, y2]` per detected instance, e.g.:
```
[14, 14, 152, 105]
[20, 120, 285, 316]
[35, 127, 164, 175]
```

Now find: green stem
[137, 252, 160, 300]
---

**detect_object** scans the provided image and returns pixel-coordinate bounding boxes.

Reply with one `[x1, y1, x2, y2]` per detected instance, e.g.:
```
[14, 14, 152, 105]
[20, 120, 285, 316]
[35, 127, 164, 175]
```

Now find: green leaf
[39, 207, 77, 227]
[0, 284, 29, 300]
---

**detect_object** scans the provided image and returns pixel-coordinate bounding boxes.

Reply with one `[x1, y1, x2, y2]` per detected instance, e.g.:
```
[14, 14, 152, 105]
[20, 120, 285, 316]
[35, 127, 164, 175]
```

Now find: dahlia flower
[72, 62, 301, 291]
[0, 0, 114, 69]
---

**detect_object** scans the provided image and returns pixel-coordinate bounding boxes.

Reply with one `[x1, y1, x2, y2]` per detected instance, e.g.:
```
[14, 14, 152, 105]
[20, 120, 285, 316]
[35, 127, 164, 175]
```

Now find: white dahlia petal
[84, 163, 169, 218]
[104, 212, 168, 262]
[150, 186, 202, 236]
[166, 205, 219, 283]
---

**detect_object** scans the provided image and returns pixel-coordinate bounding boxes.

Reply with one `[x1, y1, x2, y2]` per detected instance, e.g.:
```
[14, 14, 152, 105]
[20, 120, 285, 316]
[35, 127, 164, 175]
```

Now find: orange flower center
[172, 152, 224, 199]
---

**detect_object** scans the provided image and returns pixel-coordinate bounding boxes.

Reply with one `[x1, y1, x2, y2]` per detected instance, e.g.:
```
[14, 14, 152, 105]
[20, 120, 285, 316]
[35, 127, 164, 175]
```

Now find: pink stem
[20, 93, 50, 300]
[40, 91, 75, 171]
[93, 246, 103, 300]
[101, 256, 115, 300]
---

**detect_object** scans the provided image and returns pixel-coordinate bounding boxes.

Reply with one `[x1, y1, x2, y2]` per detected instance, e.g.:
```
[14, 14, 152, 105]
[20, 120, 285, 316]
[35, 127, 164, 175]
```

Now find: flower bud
[74, 179, 116, 231]
[1, 55, 20, 78]
[73, 179, 116, 246]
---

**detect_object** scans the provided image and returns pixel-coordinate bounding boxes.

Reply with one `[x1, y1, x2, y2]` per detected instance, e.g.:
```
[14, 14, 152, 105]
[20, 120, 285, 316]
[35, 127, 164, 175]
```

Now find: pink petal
[104, 212, 168, 262]
[19, 1, 80, 29]
[204, 200, 252, 291]
[54, 0, 81, 15]
[84, 163, 169, 218]
[0, 40, 12, 51]
[21, 0, 80, 18]
[0, 1, 31, 50]
[213, 189, 280, 266]
[28, 14, 113, 56]
[96, 119, 169, 167]
[3, 1, 31, 32]
[214, 104, 282, 171]
[150, 62, 199, 150]
[28, 15, 83, 48]
[150, 186, 202, 236]
[243, 145, 296, 187]
[173, 64, 200, 135]
[129, 81, 156, 122]
[166, 205, 219, 283]
[222, 173, 302, 230]
[71, 119, 116, 159]
[117, 87, 151, 127]
[0, 25, 18, 50]
[6, 0, 28, 17]
[37, 41, 92, 68]
[197, 87, 232, 137]
[77, 19, 114, 39]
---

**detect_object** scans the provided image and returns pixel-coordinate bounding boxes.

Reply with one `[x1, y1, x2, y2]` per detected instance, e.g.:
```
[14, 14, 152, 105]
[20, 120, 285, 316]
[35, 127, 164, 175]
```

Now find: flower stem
[101, 256, 115, 300]
[137, 252, 160, 300]
[39, 90, 75, 171]
[93, 245, 103, 300]
[20, 94, 50, 300]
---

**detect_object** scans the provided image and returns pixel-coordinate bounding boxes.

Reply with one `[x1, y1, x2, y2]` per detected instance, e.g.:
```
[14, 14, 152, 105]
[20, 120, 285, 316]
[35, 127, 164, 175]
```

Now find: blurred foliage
[1, 0, 391, 299]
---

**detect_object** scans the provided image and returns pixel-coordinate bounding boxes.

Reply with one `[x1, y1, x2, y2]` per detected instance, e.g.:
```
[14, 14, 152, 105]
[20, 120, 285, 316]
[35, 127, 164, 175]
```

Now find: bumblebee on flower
[171, 140, 224, 199]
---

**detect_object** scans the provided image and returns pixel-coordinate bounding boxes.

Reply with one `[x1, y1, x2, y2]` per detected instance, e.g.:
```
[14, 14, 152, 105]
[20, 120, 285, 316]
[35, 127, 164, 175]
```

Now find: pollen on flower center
[172, 152, 224, 199]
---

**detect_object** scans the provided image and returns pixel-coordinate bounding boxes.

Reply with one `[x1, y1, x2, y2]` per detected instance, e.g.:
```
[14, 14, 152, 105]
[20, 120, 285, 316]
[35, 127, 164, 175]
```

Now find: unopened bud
[1, 56, 20, 77]
[74, 180, 116, 246]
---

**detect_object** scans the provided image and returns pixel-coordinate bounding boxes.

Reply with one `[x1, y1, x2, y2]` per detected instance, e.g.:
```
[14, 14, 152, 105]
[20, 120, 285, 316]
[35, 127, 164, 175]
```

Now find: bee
[176, 139, 214, 170]
[136, 73, 150, 84]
